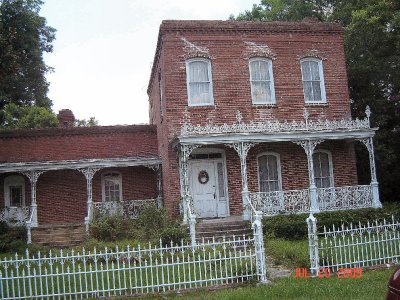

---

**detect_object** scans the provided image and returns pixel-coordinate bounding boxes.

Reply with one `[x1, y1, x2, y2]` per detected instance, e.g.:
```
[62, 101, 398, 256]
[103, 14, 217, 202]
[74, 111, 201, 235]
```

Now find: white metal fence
[1, 235, 263, 299]
[307, 215, 400, 275]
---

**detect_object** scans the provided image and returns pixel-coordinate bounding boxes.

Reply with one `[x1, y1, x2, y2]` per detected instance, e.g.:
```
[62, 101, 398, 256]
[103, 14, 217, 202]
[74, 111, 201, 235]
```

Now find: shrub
[160, 224, 188, 246]
[0, 224, 26, 254]
[262, 203, 400, 240]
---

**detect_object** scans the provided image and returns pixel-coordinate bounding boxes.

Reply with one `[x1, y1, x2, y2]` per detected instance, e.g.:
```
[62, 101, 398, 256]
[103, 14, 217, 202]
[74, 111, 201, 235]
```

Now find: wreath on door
[198, 170, 209, 184]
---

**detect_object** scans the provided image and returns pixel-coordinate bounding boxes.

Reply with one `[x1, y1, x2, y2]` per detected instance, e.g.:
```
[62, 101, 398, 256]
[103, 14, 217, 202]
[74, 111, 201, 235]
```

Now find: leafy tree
[231, 0, 400, 202]
[0, 0, 56, 126]
[2, 103, 58, 129]
[74, 117, 99, 127]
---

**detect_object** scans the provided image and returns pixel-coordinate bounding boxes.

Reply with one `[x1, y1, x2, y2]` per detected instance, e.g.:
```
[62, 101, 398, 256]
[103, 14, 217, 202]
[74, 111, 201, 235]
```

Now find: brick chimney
[57, 109, 75, 128]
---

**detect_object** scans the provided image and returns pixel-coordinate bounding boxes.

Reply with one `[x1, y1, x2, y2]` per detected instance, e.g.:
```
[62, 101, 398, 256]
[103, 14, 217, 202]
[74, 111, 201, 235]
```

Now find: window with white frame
[102, 172, 122, 202]
[257, 153, 282, 192]
[249, 58, 276, 104]
[186, 58, 214, 106]
[300, 58, 326, 103]
[4, 175, 25, 207]
[313, 150, 333, 188]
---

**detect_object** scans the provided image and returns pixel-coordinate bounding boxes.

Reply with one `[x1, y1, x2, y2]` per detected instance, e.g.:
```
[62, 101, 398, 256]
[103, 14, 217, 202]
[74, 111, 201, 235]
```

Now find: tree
[2, 103, 58, 129]
[231, 0, 400, 202]
[0, 0, 56, 126]
[74, 117, 99, 127]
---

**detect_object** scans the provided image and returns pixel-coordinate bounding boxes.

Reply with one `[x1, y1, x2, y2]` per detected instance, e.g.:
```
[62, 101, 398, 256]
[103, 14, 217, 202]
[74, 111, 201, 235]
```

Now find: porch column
[228, 142, 256, 221]
[358, 137, 382, 208]
[294, 139, 323, 213]
[78, 168, 100, 229]
[147, 165, 163, 208]
[22, 171, 44, 227]
[178, 144, 199, 223]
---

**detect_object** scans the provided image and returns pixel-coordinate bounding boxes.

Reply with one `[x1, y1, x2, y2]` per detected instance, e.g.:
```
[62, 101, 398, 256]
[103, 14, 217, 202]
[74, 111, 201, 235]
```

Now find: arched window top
[101, 172, 122, 202]
[185, 58, 214, 106]
[249, 58, 276, 105]
[4, 175, 25, 207]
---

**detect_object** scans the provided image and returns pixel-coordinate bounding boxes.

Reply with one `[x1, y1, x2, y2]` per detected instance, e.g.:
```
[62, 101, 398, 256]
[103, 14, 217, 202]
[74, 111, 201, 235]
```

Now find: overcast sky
[41, 0, 255, 125]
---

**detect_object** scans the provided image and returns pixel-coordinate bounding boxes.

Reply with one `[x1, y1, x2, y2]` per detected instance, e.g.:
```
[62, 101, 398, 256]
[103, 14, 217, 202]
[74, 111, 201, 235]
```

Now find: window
[313, 150, 333, 188]
[300, 58, 326, 103]
[257, 153, 282, 192]
[186, 58, 214, 106]
[102, 173, 122, 202]
[249, 58, 276, 104]
[4, 175, 25, 207]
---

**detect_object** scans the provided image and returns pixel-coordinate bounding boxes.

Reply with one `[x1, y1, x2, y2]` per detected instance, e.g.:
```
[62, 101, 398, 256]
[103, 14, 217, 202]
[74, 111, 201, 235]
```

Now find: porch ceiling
[174, 128, 377, 146]
[0, 156, 162, 173]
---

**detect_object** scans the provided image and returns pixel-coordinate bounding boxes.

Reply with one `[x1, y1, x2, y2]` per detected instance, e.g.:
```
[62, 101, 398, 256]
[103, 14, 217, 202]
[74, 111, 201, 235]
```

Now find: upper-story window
[4, 175, 25, 207]
[257, 153, 282, 192]
[102, 172, 122, 202]
[249, 58, 276, 104]
[313, 150, 333, 188]
[186, 58, 214, 106]
[300, 58, 326, 104]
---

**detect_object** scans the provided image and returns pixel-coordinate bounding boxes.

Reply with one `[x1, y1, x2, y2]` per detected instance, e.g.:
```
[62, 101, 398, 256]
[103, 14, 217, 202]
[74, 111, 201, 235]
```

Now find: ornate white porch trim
[78, 168, 101, 232]
[181, 107, 372, 137]
[22, 170, 45, 227]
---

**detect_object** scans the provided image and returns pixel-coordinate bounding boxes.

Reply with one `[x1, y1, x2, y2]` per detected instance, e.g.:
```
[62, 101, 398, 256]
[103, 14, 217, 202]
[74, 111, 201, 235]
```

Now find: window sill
[252, 103, 277, 108]
[305, 102, 329, 106]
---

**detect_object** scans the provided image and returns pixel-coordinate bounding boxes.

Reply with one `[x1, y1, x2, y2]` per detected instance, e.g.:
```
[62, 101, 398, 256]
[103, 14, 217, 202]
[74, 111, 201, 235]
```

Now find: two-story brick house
[0, 19, 380, 245]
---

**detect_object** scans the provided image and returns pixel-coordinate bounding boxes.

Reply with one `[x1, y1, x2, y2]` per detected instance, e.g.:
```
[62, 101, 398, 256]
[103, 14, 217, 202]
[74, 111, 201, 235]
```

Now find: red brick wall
[0, 125, 158, 163]
[148, 21, 356, 216]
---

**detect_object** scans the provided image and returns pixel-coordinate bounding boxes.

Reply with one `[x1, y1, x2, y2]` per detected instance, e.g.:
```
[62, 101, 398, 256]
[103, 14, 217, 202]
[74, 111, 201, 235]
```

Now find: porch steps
[195, 217, 252, 242]
[31, 223, 86, 248]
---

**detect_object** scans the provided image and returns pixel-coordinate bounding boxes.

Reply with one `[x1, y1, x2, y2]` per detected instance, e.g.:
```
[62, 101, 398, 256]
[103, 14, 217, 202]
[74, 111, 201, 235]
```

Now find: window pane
[217, 163, 225, 198]
[303, 81, 313, 102]
[310, 61, 320, 80]
[189, 61, 208, 82]
[252, 82, 270, 103]
[301, 61, 311, 80]
[312, 82, 322, 102]
[10, 186, 22, 206]
[313, 152, 332, 188]
[103, 174, 121, 202]
[190, 82, 210, 104]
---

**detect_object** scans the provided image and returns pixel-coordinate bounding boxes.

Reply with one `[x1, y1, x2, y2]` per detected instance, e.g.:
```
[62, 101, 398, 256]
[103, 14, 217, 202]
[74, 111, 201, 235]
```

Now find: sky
[40, 0, 256, 125]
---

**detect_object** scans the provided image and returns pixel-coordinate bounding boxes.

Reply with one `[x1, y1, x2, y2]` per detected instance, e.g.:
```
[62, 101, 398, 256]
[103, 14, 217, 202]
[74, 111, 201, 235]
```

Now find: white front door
[189, 159, 229, 218]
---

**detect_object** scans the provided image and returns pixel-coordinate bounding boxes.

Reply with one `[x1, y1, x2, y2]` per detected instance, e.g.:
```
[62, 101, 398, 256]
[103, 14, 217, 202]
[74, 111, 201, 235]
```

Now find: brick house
[0, 20, 381, 243]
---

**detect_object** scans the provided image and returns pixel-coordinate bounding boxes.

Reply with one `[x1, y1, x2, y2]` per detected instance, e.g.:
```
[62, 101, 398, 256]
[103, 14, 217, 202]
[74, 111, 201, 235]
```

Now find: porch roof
[0, 156, 162, 173]
[174, 127, 377, 147]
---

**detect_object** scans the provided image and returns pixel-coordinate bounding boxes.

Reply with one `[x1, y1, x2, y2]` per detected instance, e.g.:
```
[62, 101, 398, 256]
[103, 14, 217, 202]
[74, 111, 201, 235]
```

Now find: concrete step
[195, 217, 252, 243]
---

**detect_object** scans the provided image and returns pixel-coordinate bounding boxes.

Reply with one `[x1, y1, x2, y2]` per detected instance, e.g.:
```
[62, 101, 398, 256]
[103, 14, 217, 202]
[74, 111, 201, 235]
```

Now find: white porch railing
[250, 185, 373, 216]
[0, 207, 30, 226]
[93, 199, 157, 219]
[1, 236, 258, 299]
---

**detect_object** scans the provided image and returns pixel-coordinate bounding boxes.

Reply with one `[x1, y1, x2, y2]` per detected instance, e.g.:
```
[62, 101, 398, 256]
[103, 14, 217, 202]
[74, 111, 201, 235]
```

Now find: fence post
[307, 213, 320, 276]
[253, 211, 268, 283]
[189, 213, 196, 247]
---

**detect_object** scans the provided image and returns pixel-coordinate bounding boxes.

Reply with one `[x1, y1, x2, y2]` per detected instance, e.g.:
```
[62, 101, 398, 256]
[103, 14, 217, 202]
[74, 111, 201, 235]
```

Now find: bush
[0, 224, 26, 254]
[262, 203, 400, 240]
[89, 204, 189, 244]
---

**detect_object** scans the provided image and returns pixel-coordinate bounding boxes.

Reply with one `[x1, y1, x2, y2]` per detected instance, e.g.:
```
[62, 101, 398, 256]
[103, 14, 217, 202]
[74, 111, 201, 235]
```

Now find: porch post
[294, 140, 323, 213]
[178, 144, 199, 223]
[228, 142, 255, 221]
[78, 168, 100, 231]
[148, 165, 163, 208]
[358, 137, 382, 208]
[22, 171, 44, 227]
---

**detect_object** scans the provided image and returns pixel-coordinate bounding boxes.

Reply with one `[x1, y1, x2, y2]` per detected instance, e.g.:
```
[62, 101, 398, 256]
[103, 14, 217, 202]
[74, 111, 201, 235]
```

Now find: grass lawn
[140, 267, 394, 300]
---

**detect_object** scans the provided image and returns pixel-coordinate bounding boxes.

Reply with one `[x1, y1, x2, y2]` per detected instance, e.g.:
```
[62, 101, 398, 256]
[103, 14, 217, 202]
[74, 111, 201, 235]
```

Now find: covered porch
[176, 107, 381, 224]
[0, 157, 162, 236]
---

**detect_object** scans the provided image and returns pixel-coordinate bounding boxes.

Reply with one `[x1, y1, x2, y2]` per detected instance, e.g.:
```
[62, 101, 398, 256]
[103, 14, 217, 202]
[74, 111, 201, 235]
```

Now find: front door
[189, 158, 229, 218]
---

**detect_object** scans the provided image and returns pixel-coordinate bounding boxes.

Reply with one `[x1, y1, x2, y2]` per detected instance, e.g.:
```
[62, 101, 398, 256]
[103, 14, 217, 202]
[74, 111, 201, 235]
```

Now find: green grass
[139, 267, 394, 300]
[266, 238, 309, 268]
